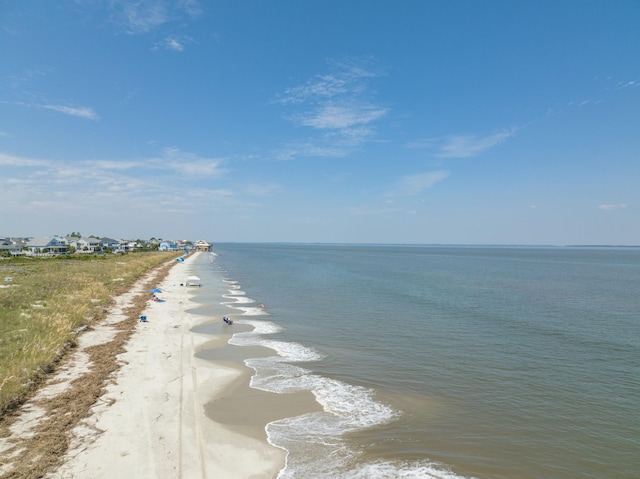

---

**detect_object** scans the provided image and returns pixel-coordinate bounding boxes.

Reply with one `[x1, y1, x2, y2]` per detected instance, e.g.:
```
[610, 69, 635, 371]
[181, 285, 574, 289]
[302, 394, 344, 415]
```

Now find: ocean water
[192, 244, 640, 479]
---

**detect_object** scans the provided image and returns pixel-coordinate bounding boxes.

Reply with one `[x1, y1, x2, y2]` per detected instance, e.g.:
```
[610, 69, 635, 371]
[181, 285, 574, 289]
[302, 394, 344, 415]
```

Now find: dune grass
[0, 252, 178, 415]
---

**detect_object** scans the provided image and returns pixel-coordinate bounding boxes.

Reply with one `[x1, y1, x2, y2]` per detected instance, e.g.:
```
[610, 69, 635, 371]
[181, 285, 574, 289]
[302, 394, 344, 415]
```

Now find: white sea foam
[235, 306, 269, 316]
[269, 399, 473, 479]
[270, 407, 475, 479]
[219, 286, 271, 315]
[224, 288, 245, 295]
[259, 338, 324, 362]
[226, 317, 463, 479]
[331, 460, 477, 479]
[222, 294, 253, 304]
[231, 319, 282, 337]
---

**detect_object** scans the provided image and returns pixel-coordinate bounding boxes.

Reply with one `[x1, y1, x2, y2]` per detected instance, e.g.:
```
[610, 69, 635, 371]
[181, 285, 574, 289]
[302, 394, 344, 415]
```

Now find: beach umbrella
[150, 288, 163, 293]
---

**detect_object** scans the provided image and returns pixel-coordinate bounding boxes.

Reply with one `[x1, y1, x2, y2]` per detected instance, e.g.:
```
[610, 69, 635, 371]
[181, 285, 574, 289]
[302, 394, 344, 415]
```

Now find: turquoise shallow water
[194, 244, 640, 479]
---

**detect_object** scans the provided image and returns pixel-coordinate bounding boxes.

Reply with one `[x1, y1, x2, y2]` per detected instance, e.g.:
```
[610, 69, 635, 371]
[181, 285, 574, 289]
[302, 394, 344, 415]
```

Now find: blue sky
[1, 1, 639, 244]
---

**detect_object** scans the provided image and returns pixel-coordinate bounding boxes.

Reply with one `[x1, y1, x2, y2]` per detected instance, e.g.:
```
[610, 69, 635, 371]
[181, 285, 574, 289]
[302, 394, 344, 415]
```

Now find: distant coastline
[213, 241, 640, 248]
[564, 244, 640, 248]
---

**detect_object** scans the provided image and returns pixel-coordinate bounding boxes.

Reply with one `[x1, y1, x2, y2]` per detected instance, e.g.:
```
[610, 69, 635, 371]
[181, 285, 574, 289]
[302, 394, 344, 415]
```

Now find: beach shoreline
[0, 251, 290, 478]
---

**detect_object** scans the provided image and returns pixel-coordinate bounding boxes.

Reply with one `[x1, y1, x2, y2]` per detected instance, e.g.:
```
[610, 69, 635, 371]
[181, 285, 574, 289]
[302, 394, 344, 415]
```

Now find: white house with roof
[68, 237, 102, 253]
[0, 238, 24, 255]
[99, 237, 123, 252]
[194, 240, 210, 251]
[121, 240, 137, 252]
[25, 237, 69, 256]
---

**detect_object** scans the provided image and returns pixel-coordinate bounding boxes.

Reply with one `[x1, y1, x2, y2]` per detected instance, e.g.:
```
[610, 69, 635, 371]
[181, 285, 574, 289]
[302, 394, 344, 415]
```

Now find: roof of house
[99, 237, 121, 244]
[26, 237, 66, 247]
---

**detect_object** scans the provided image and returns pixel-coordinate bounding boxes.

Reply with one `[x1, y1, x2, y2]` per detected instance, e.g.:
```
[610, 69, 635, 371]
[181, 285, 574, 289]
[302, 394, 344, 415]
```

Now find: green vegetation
[0, 252, 178, 415]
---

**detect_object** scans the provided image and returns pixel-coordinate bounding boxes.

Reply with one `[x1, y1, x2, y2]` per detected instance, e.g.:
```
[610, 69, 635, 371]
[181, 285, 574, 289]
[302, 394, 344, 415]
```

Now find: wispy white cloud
[0, 146, 231, 222]
[176, 0, 203, 17]
[119, 1, 170, 34]
[0, 152, 50, 167]
[406, 129, 515, 158]
[164, 36, 184, 51]
[1, 97, 100, 121]
[293, 103, 387, 130]
[275, 58, 378, 105]
[40, 104, 100, 121]
[613, 79, 639, 90]
[277, 75, 349, 105]
[273, 139, 353, 161]
[441, 130, 514, 158]
[154, 34, 194, 51]
[78, 148, 225, 178]
[273, 58, 387, 159]
[161, 147, 225, 176]
[1, 148, 223, 185]
[405, 128, 516, 158]
[107, 0, 202, 35]
[387, 170, 449, 197]
[86, 159, 142, 170]
[544, 76, 639, 121]
[598, 203, 627, 210]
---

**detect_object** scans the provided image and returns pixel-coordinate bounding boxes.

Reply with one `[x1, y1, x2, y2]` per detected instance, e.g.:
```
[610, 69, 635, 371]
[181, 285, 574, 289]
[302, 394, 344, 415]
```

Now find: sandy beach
[0, 251, 309, 478]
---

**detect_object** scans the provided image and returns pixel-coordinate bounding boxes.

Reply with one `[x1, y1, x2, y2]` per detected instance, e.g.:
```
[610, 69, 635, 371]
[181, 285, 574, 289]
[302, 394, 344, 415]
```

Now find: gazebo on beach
[194, 240, 211, 252]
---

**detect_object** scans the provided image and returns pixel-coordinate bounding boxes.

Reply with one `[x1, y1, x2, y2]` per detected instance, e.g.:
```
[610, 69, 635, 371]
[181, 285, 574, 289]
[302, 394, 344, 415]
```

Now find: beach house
[99, 237, 123, 253]
[0, 238, 25, 256]
[194, 240, 211, 251]
[68, 237, 102, 253]
[25, 237, 69, 256]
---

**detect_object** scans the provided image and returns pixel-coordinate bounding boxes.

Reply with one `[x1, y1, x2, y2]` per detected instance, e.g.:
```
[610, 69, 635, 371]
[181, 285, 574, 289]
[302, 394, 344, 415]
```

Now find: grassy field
[0, 252, 178, 415]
